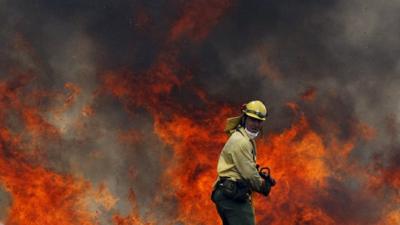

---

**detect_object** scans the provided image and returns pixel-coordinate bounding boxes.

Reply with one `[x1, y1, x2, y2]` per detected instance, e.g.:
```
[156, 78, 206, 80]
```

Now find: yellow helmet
[242, 100, 267, 121]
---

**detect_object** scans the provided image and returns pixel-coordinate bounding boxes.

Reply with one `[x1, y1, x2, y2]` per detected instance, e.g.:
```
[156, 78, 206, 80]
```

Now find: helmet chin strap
[245, 128, 259, 139]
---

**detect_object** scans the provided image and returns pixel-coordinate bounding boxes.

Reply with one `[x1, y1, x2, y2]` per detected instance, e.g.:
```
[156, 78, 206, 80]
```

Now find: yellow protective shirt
[215, 126, 264, 193]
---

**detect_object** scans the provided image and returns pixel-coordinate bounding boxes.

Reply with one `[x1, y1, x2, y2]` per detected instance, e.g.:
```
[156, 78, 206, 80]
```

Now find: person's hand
[258, 166, 276, 187]
[267, 175, 276, 186]
[260, 172, 276, 186]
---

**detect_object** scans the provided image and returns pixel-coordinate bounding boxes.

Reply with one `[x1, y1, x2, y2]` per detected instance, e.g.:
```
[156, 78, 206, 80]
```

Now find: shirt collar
[238, 126, 255, 143]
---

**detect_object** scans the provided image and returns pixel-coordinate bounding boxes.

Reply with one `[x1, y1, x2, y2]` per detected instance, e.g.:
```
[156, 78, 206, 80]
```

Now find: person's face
[245, 116, 263, 133]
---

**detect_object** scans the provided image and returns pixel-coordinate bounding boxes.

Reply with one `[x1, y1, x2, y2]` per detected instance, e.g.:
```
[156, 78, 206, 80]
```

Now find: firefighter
[211, 100, 275, 225]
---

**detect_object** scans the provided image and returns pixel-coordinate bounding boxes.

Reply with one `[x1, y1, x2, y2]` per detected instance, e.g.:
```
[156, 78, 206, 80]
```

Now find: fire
[254, 113, 331, 225]
[0, 160, 95, 225]
[101, 67, 356, 224]
[152, 109, 230, 224]
[1, 70, 399, 224]
[301, 87, 317, 102]
[169, 0, 232, 42]
[101, 68, 233, 223]
[383, 210, 400, 225]
[0, 76, 97, 225]
[92, 183, 118, 211]
[1, 1, 399, 225]
[112, 190, 155, 225]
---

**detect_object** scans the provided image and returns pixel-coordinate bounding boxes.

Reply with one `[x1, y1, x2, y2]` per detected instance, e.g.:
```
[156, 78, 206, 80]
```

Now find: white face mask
[245, 128, 259, 139]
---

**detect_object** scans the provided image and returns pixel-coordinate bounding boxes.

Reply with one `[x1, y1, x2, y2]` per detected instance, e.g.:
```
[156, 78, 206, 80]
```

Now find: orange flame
[1, 1, 398, 224]
[0, 159, 95, 225]
[169, 0, 232, 42]
[0, 76, 100, 225]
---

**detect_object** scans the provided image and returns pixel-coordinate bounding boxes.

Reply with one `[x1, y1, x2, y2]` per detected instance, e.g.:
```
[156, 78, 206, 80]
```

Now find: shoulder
[226, 130, 253, 152]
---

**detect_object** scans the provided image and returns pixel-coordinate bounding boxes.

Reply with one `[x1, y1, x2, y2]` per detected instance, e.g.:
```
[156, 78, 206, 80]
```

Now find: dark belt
[216, 176, 230, 187]
[215, 177, 251, 202]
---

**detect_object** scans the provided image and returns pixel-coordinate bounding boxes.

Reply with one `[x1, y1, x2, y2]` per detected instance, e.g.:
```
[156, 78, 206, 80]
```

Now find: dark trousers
[212, 188, 256, 225]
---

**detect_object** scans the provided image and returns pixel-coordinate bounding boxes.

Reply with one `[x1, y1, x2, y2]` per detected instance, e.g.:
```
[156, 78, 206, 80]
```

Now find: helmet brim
[246, 113, 265, 121]
[245, 112, 266, 121]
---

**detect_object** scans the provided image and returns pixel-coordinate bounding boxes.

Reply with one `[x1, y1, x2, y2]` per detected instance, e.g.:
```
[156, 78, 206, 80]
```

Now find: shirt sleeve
[229, 140, 264, 192]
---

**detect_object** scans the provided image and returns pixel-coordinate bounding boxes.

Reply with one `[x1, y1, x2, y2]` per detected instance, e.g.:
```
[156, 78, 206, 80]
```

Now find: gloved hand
[257, 165, 276, 187]
[260, 172, 276, 186]
[258, 166, 276, 196]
